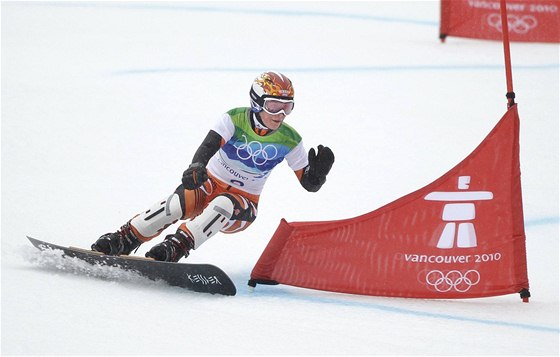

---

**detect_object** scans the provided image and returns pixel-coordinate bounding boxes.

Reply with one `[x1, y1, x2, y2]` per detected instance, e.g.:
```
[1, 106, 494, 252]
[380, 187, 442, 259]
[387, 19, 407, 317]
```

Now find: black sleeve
[191, 130, 223, 166]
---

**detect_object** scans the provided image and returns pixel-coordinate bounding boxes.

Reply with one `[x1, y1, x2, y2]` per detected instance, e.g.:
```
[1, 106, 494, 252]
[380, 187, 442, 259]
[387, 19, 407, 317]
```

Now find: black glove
[300, 145, 334, 192]
[308, 145, 334, 184]
[182, 163, 208, 190]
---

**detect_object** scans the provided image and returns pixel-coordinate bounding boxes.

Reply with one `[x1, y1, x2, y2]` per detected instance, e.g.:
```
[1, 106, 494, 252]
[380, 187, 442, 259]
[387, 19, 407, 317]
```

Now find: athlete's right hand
[182, 163, 208, 190]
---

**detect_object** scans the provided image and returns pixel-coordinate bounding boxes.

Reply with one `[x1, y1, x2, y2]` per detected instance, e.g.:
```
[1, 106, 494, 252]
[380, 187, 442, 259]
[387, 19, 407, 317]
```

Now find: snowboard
[27, 236, 236, 296]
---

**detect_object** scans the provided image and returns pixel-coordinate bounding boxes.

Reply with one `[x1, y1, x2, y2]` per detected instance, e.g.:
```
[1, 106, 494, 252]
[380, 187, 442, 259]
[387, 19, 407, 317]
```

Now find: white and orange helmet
[250, 71, 295, 115]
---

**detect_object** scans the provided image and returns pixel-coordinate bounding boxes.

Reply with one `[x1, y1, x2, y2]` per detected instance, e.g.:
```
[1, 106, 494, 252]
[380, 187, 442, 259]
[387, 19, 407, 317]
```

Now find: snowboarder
[91, 71, 335, 262]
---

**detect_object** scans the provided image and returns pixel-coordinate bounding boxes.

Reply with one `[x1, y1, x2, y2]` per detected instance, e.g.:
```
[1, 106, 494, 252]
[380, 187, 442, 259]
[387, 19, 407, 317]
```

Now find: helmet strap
[251, 112, 272, 135]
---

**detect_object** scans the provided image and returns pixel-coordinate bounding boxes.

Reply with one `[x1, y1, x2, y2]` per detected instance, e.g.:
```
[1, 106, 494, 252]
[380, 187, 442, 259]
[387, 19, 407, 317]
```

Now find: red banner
[440, 0, 560, 43]
[251, 106, 529, 300]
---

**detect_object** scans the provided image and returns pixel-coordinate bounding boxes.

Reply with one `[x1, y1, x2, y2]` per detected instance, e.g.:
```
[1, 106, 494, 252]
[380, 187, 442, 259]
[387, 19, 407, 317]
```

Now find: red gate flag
[250, 105, 529, 300]
[440, 0, 560, 43]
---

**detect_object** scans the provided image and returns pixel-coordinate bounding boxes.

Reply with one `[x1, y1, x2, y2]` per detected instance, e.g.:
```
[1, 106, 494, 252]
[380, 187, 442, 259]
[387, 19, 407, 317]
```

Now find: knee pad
[182, 195, 234, 249]
[130, 192, 184, 240]
[220, 193, 258, 233]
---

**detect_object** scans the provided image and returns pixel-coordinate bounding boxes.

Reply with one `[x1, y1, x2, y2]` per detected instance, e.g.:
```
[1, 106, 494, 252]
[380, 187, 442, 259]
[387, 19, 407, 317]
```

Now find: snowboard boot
[91, 222, 142, 256]
[145, 230, 194, 262]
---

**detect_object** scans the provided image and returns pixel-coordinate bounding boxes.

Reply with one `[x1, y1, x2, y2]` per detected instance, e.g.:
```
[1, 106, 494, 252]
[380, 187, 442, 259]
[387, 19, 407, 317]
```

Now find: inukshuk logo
[419, 176, 493, 293]
[424, 176, 493, 249]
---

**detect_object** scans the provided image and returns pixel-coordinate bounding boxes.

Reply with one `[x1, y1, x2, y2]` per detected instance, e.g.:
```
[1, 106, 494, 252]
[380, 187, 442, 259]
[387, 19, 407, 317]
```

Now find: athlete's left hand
[308, 145, 334, 181]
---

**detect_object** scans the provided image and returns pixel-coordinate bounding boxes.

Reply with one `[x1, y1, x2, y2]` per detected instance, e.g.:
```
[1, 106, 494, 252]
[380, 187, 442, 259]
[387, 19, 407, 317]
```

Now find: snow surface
[1, 1, 558, 355]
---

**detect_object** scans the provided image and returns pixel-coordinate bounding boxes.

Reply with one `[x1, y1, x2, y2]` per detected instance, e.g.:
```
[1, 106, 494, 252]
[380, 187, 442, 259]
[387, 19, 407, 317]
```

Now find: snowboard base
[27, 236, 236, 295]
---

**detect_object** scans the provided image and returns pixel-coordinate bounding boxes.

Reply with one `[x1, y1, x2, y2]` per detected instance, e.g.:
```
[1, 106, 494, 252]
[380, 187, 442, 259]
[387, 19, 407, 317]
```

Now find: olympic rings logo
[487, 13, 538, 34]
[425, 270, 480, 293]
[234, 134, 278, 166]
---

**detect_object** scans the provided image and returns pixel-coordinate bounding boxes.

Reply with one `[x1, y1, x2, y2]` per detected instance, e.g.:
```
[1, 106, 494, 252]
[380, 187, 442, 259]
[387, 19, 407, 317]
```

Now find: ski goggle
[262, 98, 294, 115]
